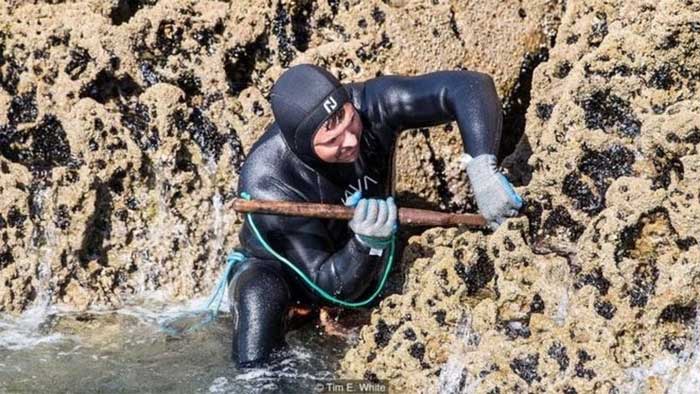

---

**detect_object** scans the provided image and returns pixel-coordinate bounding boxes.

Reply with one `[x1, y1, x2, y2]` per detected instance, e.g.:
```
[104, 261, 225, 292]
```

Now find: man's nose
[341, 130, 357, 148]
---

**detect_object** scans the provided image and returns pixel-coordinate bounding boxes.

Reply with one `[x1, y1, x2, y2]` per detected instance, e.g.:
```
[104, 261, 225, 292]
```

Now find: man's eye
[325, 117, 338, 130]
[337, 109, 345, 122]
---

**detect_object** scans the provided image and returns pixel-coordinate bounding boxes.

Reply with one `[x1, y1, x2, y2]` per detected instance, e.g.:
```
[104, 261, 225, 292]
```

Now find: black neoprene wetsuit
[229, 70, 503, 367]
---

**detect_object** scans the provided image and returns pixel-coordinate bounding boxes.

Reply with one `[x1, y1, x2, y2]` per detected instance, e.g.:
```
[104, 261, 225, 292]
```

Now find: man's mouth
[344, 146, 359, 159]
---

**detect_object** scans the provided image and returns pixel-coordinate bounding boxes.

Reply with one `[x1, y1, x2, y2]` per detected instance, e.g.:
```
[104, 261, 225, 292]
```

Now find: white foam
[208, 376, 229, 393]
[0, 306, 70, 351]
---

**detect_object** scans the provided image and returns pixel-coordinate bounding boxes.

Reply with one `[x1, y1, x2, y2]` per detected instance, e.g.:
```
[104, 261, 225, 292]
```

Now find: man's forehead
[315, 108, 346, 143]
[315, 124, 343, 143]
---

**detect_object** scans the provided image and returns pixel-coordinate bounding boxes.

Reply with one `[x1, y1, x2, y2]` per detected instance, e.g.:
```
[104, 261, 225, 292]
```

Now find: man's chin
[337, 149, 359, 163]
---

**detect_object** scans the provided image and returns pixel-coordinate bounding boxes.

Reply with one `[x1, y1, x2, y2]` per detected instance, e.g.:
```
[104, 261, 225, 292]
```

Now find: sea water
[0, 295, 349, 393]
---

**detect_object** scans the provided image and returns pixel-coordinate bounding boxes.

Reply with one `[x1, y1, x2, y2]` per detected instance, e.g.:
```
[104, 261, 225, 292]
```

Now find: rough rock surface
[0, 0, 559, 315]
[341, 0, 700, 392]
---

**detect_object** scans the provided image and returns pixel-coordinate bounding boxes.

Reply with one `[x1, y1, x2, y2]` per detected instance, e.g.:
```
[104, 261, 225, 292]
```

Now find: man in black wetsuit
[229, 64, 523, 367]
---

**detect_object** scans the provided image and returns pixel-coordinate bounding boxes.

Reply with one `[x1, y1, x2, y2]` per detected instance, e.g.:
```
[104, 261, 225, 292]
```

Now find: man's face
[312, 103, 363, 163]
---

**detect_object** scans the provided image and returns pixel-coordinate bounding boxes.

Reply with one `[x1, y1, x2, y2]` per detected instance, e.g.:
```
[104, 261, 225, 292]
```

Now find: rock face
[341, 0, 700, 392]
[0, 0, 559, 315]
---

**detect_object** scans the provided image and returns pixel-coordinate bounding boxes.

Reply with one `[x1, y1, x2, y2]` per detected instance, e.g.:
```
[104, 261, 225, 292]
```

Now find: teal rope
[159, 192, 397, 335]
[240, 192, 396, 308]
[159, 251, 244, 335]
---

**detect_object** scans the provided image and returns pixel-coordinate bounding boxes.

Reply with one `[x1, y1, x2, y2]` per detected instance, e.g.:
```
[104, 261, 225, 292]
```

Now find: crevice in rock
[418, 128, 460, 212]
[193, 19, 225, 55]
[78, 180, 113, 266]
[448, 6, 462, 42]
[291, 1, 314, 52]
[223, 34, 270, 96]
[110, 0, 158, 26]
[80, 70, 142, 104]
[498, 48, 550, 163]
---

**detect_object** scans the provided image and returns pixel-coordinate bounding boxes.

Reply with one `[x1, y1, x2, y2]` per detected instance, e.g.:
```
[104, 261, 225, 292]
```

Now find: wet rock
[535, 103, 553, 121]
[155, 20, 183, 57]
[573, 350, 596, 380]
[577, 89, 641, 137]
[374, 319, 396, 348]
[110, 0, 157, 25]
[223, 36, 270, 96]
[593, 300, 616, 320]
[120, 102, 157, 151]
[65, 47, 92, 80]
[547, 342, 569, 372]
[500, 48, 550, 160]
[8, 90, 38, 125]
[78, 181, 112, 266]
[80, 70, 142, 104]
[453, 247, 494, 295]
[509, 354, 540, 385]
[658, 302, 697, 325]
[563, 145, 635, 214]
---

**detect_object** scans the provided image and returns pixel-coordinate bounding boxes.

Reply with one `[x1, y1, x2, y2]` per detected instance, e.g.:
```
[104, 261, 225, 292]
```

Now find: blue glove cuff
[355, 234, 392, 250]
[345, 191, 363, 207]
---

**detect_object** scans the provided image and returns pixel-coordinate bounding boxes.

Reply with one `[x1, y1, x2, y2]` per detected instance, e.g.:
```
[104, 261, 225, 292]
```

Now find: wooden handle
[231, 198, 486, 228]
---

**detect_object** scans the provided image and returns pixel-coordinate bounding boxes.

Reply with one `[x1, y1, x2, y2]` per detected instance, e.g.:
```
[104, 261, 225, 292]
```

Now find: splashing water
[0, 184, 65, 351]
[436, 313, 481, 393]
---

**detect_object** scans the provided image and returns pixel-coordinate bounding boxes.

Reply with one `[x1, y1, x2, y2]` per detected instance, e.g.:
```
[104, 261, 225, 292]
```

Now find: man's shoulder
[239, 123, 313, 198]
[242, 124, 288, 172]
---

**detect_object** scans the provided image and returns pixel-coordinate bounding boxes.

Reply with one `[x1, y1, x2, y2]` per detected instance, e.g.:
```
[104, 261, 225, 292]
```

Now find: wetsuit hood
[270, 64, 351, 167]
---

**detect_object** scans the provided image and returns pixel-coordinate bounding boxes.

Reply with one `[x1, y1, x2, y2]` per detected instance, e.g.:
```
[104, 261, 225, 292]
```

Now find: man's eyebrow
[318, 127, 342, 144]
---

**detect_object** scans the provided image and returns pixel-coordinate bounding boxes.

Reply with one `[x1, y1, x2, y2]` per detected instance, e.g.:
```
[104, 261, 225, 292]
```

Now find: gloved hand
[345, 191, 397, 250]
[465, 154, 523, 231]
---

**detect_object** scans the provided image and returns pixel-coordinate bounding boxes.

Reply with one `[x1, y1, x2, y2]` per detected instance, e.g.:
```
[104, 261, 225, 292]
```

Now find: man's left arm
[358, 70, 501, 157]
[358, 70, 523, 229]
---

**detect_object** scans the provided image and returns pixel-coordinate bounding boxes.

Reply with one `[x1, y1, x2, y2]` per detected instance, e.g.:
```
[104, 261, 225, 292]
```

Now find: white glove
[465, 154, 523, 230]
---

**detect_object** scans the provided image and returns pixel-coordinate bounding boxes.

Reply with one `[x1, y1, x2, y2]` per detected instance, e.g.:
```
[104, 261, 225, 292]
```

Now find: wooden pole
[230, 198, 486, 228]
